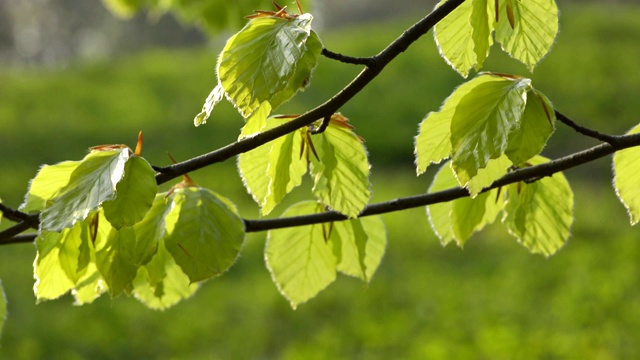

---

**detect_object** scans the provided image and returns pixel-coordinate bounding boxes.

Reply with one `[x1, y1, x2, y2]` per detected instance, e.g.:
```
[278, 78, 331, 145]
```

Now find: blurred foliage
[0, 3, 640, 358]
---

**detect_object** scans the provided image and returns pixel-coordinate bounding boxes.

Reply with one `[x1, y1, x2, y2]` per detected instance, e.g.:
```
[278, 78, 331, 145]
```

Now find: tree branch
[555, 110, 619, 144]
[321, 48, 375, 67]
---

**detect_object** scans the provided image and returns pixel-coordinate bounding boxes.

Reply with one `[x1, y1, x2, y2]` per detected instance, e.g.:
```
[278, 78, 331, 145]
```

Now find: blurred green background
[1, 3, 640, 359]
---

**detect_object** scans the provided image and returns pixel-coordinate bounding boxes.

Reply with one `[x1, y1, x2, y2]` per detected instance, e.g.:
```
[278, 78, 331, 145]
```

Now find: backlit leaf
[450, 74, 531, 185]
[266, 201, 337, 309]
[71, 263, 106, 305]
[332, 216, 386, 282]
[20, 161, 81, 214]
[613, 124, 640, 225]
[503, 156, 573, 256]
[41, 149, 130, 232]
[95, 226, 139, 296]
[466, 154, 511, 197]
[164, 187, 245, 283]
[194, 84, 224, 126]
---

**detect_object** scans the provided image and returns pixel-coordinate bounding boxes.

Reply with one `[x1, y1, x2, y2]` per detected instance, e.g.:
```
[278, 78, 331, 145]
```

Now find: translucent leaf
[450, 74, 531, 185]
[217, 13, 320, 118]
[71, 263, 106, 305]
[41, 149, 130, 232]
[427, 163, 504, 246]
[164, 187, 245, 283]
[238, 117, 307, 215]
[310, 120, 371, 218]
[266, 201, 337, 309]
[415, 76, 483, 174]
[20, 161, 81, 214]
[433, 0, 494, 77]
[332, 216, 386, 283]
[132, 194, 172, 264]
[466, 154, 511, 197]
[194, 84, 224, 126]
[505, 89, 555, 165]
[133, 241, 198, 311]
[0, 280, 5, 337]
[95, 226, 139, 296]
[34, 227, 84, 300]
[239, 101, 271, 138]
[613, 124, 640, 225]
[503, 156, 573, 256]
[102, 156, 157, 229]
[494, 0, 559, 71]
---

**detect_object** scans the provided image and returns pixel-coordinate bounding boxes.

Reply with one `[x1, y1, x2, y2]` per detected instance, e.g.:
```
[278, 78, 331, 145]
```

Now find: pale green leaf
[71, 263, 106, 305]
[466, 154, 511, 197]
[471, 0, 495, 70]
[310, 121, 371, 218]
[95, 226, 139, 296]
[451, 74, 531, 185]
[415, 76, 485, 174]
[34, 231, 76, 300]
[494, 0, 559, 71]
[505, 90, 555, 165]
[194, 84, 224, 126]
[41, 149, 130, 232]
[239, 101, 271, 138]
[102, 156, 157, 229]
[133, 241, 198, 310]
[613, 124, 640, 225]
[164, 187, 245, 283]
[503, 156, 573, 256]
[0, 280, 6, 337]
[20, 161, 81, 214]
[132, 194, 172, 266]
[332, 216, 386, 282]
[433, 0, 475, 77]
[426, 164, 460, 246]
[217, 13, 319, 118]
[266, 201, 337, 309]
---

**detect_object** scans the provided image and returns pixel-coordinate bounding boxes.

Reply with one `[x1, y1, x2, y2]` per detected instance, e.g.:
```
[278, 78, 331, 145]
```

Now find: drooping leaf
[20, 161, 81, 214]
[164, 187, 245, 283]
[194, 84, 224, 127]
[465, 154, 511, 197]
[450, 74, 531, 185]
[41, 149, 130, 232]
[613, 124, 640, 225]
[239, 101, 271, 138]
[494, 0, 559, 71]
[0, 280, 6, 337]
[94, 226, 140, 296]
[310, 118, 371, 218]
[332, 216, 386, 282]
[71, 263, 106, 305]
[427, 163, 504, 246]
[216, 13, 321, 118]
[132, 194, 172, 264]
[102, 156, 157, 229]
[266, 201, 337, 309]
[503, 156, 573, 256]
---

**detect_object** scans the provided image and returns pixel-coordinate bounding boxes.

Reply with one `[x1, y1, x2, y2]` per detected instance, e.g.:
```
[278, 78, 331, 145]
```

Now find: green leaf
[239, 101, 271, 138]
[427, 163, 504, 246]
[266, 201, 337, 309]
[20, 161, 81, 213]
[41, 149, 130, 232]
[310, 120, 371, 218]
[238, 117, 307, 215]
[194, 84, 224, 126]
[415, 76, 485, 174]
[0, 280, 6, 338]
[450, 74, 531, 185]
[466, 154, 511, 197]
[34, 228, 81, 300]
[332, 216, 387, 282]
[613, 124, 640, 225]
[216, 13, 321, 118]
[133, 241, 198, 311]
[505, 89, 555, 165]
[503, 156, 573, 256]
[95, 226, 140, 296]
[71, 263, 106, 305]
[164, 187, 245, 283]
[494, 0, 559, 71]
[102, 156, 158, 229]
[132, 194, 172, 264]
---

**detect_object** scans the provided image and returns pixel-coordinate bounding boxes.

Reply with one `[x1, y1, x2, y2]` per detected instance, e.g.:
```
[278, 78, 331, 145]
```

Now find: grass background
[1, 3, 640, 359]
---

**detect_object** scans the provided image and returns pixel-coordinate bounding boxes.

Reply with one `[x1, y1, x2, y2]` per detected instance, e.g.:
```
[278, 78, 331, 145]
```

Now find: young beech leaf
[41, 149, 130, 232]
[132, 241, 198, 311]
[466, 154, 511, 197]
[427, 163, 504, 246]
[20, 160, 81, 214]
[613, 124, 640, 225]
[238, 116, 307, 215]
[0, 280, 6, 338]
[266, 202, 337, 309]
[102, 156, 157, 229]
[163, 187, 245, 283]
[433, 0, 495, 77]
[194, 84, 224, 126]
[450, 74, 531, 185]
[215, 13, 321, 119]
[71, 263, 106, 305]
[494, 0, 559, 71]
[503, 156, 573, 257]
[310, 118, 371, 218]
[331, 216, 387, 283]
[95, 226, 140, 296]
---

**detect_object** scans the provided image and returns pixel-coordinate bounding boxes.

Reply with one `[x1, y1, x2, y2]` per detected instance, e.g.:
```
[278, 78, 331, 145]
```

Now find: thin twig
[321, 48, 376, 67]
[0, 202, 35, 223]
[310, 115, 331, 134]
[555, 110, 619, 145]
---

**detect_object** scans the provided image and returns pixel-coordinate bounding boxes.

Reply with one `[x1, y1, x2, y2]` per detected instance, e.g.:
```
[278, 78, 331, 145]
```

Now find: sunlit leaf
[95, 226, 139, 296]
[310, 119, 371, 218]
[41, 149, 130, 232]
[450, 74, 531, 185]
[494, 0, 559, 71]
[20, 161, 81, 214]
[164, 187, 245, 283]
[34, 226, 85, 300]
[71, 263, 106, 305]
[0, 280, 6, 337]
[332, 216, 386, 282]
[194, 84, 224, 126]
[466, 154, 511, 197]
[613, 124, 640, 225]
[503, 156, 573, 256]
[266, 201, 337, 309]
[239, 101, 271, 138]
